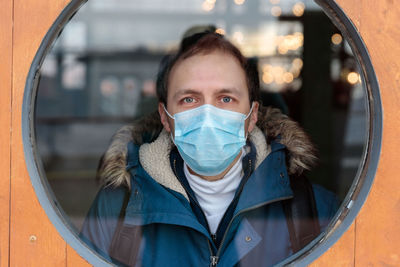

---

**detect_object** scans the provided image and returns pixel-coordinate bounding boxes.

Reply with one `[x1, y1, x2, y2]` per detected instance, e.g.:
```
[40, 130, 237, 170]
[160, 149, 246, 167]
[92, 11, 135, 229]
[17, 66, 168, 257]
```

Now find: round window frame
[22, 0, 382, 266]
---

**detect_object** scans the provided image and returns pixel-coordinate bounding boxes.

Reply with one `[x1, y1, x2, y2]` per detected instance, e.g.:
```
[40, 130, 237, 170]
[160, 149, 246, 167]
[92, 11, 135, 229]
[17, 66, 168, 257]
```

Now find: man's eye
[183, 97, 194, 103]
[222, 97, 232, 103]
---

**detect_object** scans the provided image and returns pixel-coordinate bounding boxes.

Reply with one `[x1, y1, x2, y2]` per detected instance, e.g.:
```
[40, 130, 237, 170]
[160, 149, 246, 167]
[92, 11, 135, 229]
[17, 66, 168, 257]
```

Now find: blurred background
[35, 0, 367, 231]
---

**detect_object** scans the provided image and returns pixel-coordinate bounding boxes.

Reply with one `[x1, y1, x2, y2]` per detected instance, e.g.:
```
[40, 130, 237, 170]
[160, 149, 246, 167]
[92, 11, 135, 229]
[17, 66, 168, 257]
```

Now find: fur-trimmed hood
[97, 106, 317, 195]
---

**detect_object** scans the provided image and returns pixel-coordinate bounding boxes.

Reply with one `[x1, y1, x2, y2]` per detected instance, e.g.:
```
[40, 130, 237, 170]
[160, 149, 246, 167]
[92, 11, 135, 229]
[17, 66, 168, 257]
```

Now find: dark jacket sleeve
[80, 186, 127, 261]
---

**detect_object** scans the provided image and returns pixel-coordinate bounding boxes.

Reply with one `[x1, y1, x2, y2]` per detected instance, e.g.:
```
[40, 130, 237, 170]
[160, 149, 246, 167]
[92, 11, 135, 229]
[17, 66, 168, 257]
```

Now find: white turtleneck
[184, 150, 245, 234]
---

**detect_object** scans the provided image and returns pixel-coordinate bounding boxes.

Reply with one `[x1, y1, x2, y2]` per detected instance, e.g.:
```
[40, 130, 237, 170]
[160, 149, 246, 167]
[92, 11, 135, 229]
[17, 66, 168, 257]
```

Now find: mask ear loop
[163, 104, 174, 119]
[244, 102, 255, 120]
[244, 102, 255, 139]
[163, 104, 177, 145]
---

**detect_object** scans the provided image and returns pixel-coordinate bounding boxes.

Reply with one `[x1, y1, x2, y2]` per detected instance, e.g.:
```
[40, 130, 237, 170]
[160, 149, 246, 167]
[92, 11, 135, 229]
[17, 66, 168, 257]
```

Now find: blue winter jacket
[80, 109, 339, 267]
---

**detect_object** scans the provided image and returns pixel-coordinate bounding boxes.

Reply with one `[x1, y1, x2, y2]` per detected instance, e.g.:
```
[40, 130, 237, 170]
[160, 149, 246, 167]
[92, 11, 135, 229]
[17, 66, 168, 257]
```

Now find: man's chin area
[188, 161, 238, 182]
[188, 152, 242, 182]
[194, 170, 227, 182]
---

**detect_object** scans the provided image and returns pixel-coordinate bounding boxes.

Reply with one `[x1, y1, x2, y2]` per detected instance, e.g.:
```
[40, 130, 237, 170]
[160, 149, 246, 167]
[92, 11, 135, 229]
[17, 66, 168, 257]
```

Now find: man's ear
[247, 101, 259, 133]
[158, 102, 172, 133]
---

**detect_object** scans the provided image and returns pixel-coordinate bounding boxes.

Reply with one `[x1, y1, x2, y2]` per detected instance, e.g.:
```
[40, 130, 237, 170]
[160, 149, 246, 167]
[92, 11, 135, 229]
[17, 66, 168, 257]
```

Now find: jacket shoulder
[90, 186, 128, 217]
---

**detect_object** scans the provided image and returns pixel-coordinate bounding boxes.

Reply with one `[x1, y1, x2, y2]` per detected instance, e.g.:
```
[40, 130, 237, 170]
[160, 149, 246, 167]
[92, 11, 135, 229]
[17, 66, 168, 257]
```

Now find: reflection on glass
[34, 0, 367, 264]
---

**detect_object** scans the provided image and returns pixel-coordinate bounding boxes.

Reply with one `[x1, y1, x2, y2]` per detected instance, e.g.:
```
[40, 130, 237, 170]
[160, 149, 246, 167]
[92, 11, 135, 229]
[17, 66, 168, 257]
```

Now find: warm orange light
[292, 58, 303, 69]
[283, 72, 294, 83]
[347, 72, 359, 84]
[269, 0, 280, 4]
[234, 0, 246, 5]
[294, 32, 304, 47]
[272, 66, 285, 76]
[275, 75, 284, 85]
[271, 6, 282, 17]
[262, 72, 274, 84]
[202, 1, 215, 12]
[292, 2, 305, 17]
[278, 45, 288, 54]
[215, 28, 226, 35]
[262, 64, 272, 72]
[331, 33, 343, 45]
[276, 33, 303, 54]
[291, 68, 301, 78]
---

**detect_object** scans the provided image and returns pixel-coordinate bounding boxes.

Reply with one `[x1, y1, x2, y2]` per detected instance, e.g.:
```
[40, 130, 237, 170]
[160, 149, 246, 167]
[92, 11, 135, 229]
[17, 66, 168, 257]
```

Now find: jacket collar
[234, 139, 293, 215]
[123, 137, 293, 237]
[124, 150, 210, 237]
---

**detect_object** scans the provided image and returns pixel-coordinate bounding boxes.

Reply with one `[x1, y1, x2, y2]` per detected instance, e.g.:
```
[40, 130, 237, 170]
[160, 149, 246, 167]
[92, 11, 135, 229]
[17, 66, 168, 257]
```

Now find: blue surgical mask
[164, 104, 254, 176]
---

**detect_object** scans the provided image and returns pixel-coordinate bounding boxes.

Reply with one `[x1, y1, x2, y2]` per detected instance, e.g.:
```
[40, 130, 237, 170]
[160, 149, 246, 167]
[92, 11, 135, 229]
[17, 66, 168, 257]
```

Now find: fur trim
[256, 106, 317, 175]
[97, 107, 316, 192]
[97, 113, 162, 188]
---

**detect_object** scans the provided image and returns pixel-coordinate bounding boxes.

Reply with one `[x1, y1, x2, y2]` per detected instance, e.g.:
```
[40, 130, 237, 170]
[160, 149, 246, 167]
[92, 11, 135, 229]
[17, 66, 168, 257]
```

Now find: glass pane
[35, 0, 368, 265]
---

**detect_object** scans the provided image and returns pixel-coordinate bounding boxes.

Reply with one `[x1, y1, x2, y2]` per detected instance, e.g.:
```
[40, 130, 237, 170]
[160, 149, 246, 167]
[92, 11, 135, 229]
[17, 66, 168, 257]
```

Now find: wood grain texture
[333, 0, 361, 29]
[5, 0, 400, 266]
[0, 0, 13, 266]
[310, 223, 355, 266]
[314, 0, 400, 266]
[10, 0, 72, 266]
[354, 1, 400, 266]
[67, 244, 92, 267]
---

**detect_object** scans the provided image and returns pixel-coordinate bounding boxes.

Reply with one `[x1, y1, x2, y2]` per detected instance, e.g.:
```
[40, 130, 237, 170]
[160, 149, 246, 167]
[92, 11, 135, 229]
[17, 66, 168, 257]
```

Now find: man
[81, 32, 338, 266]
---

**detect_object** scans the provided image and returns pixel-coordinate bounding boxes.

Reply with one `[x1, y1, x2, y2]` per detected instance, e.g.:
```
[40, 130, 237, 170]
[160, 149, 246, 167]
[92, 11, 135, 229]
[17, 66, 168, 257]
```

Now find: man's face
[159, 50, 259, 135]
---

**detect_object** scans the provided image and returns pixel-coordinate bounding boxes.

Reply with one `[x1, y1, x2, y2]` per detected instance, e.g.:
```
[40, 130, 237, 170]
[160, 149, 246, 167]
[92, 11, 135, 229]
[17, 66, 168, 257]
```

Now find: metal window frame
[22, 0, 382, 266]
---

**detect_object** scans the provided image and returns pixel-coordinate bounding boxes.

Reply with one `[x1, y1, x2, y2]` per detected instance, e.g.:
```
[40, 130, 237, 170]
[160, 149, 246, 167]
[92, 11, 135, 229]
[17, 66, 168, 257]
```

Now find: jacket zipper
[174, 158, 291, 266]
[207, 158, 251, 267]
[174, 159, 220, 266]
[210, 255, 219, 267]
[207, 237, 219, 267]
[211, 234, 217, 244]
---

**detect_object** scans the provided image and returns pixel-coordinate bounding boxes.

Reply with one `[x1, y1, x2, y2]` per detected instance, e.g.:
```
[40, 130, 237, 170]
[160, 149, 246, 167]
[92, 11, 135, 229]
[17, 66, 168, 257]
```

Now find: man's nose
[203, 96, 217, 106]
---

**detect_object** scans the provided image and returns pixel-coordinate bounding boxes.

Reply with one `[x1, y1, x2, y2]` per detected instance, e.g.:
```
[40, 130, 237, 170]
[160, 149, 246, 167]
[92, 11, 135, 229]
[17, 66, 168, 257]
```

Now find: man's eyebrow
[172, 87, 243, 99]
[216, 88, 244, 97]
[172, 89, 201, 99]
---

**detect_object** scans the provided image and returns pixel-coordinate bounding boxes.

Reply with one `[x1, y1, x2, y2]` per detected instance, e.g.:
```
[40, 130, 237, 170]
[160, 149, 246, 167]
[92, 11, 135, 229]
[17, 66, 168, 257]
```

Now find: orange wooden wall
[0, 0, 399, 266]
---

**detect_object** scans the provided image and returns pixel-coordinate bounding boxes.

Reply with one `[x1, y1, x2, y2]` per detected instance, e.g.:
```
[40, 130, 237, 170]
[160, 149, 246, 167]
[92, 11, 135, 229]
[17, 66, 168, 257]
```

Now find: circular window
[23, 0, 381, 266]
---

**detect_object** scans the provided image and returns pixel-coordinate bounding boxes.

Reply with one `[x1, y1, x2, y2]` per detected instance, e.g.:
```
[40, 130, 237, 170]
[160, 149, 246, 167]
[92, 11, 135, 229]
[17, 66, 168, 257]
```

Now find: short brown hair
[156, 32, 260, 106]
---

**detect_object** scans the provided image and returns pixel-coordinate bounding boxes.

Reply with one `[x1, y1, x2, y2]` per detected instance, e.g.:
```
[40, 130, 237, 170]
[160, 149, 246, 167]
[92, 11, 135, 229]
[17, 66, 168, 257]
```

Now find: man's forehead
[173, 49, 240, 71]
[166, 49, 249, 101]
[169, 51, 245, 81]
